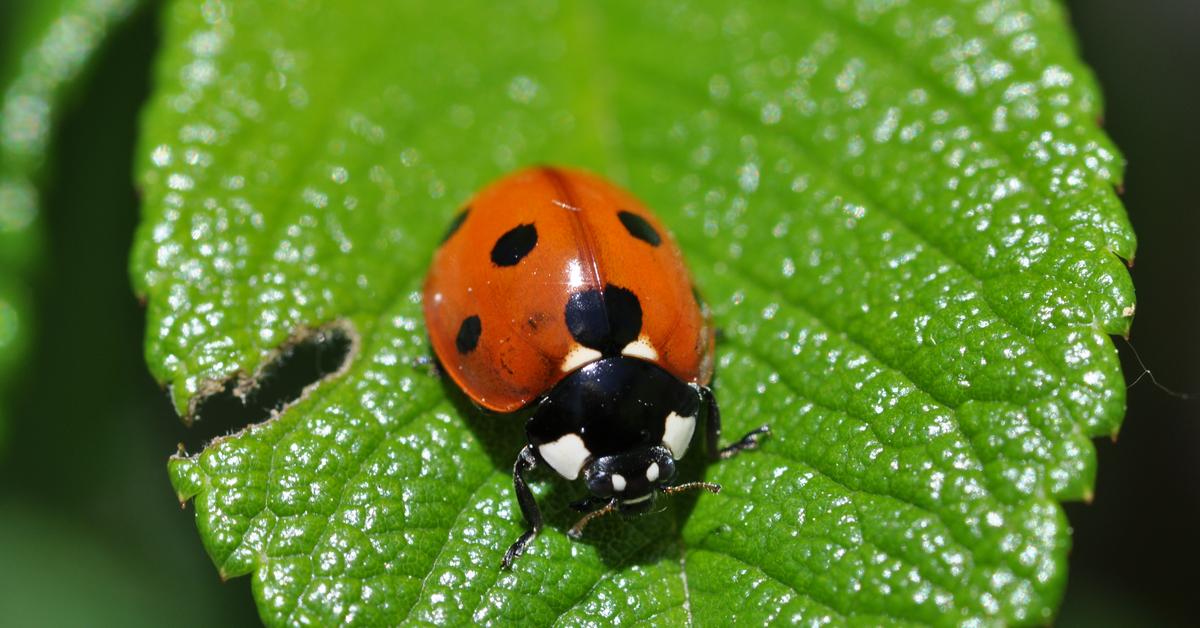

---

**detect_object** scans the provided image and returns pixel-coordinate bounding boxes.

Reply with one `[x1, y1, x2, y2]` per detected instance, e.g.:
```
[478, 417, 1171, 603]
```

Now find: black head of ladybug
[581, 445, 677, 512]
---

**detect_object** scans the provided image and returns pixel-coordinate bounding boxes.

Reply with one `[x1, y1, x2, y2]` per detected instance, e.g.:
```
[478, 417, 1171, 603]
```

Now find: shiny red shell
[423, 167, 714, 413]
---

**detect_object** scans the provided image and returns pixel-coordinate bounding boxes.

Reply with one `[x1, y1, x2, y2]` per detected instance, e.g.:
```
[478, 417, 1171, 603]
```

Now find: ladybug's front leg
[501, 445, 542, 569]
[700, 386, 771, 461]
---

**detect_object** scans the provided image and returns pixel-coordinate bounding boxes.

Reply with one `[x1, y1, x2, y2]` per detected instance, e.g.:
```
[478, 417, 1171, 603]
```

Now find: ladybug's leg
[700, 386, 771, 461]
[501, 445, 542, 569]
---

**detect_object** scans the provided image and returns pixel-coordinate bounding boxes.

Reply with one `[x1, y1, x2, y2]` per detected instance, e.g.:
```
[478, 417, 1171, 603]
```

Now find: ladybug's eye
[648, 454, 676, 485]
[584, 468, 614, 498]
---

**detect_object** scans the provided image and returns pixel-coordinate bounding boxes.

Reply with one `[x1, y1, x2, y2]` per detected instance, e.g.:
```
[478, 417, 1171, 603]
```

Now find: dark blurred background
[1061, 1, 1200, 625]
[0, 1, 259, 625]
[0, 1, 1194, 625]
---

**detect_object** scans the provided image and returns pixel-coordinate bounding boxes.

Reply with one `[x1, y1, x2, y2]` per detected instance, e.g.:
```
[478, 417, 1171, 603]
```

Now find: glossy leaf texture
[0, 0, 142, 449]
[138, 1, 1135, 625]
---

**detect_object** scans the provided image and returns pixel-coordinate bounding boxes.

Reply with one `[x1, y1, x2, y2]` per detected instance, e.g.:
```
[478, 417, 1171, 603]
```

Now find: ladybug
[423, 166, 769, 568]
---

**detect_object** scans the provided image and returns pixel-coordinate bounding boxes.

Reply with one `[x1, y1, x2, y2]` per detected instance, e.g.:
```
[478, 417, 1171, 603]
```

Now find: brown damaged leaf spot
[177, 319, 360, 451]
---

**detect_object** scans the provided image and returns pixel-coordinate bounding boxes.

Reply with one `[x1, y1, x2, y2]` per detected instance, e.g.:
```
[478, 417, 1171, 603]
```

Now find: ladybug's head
[568, 445, 721, 539]
[581, 445, 676, 512]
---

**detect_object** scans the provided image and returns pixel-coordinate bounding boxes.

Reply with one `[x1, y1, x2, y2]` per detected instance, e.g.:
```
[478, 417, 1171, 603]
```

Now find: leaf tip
[168, 453, 204, 504]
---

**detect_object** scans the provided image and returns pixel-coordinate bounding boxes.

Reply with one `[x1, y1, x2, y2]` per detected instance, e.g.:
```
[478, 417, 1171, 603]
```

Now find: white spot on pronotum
[612, 474, 627, 492]
[646, 462, 660, 482]
[662, 412, 696, 459]
[561, 344, 602, 373]
[538, 434, 590, 480]
[621, 335, 659, 361]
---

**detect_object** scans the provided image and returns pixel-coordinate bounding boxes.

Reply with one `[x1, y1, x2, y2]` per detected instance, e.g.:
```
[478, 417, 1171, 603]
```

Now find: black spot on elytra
[440, 207, 470, 244]
[565, 284, 642, 354]
[456, 315, 482, 354]
[617, 210, 661, 247]
[491, 223, 537, 266]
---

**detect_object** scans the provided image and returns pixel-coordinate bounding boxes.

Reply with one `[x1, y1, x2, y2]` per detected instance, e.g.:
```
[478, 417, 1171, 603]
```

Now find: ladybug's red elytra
[423, 166, 769, 568]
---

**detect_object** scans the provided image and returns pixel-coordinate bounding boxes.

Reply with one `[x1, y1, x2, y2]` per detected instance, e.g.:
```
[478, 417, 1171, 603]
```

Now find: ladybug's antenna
[568, 484, 723, 538]
[660, 481, 722, 496]
[568, 499, 619, 539]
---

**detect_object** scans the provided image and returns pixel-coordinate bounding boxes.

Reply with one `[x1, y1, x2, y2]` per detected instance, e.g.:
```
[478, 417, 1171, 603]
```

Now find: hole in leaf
[181, 323, 355, 450]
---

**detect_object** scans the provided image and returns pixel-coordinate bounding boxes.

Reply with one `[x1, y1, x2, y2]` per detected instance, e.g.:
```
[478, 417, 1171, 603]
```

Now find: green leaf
[0, 0, 143, 449]
[138, 1, 1134, 624]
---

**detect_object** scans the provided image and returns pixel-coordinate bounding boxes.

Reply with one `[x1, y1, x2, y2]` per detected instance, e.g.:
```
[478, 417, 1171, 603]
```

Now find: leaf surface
[138, 1, 1135, 624]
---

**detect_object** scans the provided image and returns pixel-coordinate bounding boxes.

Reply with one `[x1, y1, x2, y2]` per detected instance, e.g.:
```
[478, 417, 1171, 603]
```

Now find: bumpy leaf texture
[0, 0, 143, 449]
[138, 0, 1135, 625]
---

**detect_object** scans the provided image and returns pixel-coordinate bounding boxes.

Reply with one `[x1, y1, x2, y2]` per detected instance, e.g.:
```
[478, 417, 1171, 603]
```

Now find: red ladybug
[423, 167, 769, 568]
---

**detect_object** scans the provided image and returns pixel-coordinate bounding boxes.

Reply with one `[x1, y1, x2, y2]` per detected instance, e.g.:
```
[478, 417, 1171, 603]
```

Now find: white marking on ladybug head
[662, 412, 696, 459]
[561, 344, 603, 373]
[621, 335, 659, 362]
[538, 433, 590, 480]
[611, 474, 627, 492]
[646, 462, 660, 482]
